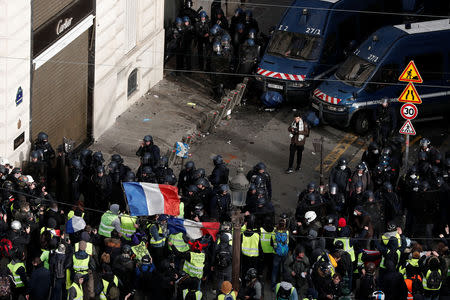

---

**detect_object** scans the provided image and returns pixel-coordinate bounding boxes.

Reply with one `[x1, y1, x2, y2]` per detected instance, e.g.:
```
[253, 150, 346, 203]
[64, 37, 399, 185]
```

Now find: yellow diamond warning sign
[398, 60, 423, 83]
[398, 82, 422, 104]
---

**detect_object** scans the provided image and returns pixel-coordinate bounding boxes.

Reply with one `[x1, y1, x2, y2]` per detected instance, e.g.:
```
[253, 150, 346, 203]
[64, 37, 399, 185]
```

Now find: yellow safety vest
[260, 228, 275, 254]
[131, 242, 150, 261]
[379, 249, 401, 269]
[98, 211, 117, 237]
[382, 232, 401, 248]
[178, 202, 185, 218]
[100, 276, 119, 300]
[68, 211, 85, 220]
[72, 254, 89, 275]
[399, 258, 419, 278]
[242, 233, 260, 257]
[218, 291, 237, 300]
[423, 269, 442, 291]
[183, 252, 205, 279]
[7, 262, 25, 288]
[334, 237, 355, 262]
[68, 283, 83, 300]
[168, 232, 189, 252]
[150, 224, 165, 246]
[75, 242, 93, 256]
[120, 215, 136, 240]
[182, 289, 202, 300]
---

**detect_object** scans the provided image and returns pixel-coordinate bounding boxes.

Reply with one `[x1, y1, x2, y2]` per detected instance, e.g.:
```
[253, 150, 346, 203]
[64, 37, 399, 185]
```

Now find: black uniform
[195, 19, 210, 70]
[179, 23, 195, 71]
[373, 104, 397, 148]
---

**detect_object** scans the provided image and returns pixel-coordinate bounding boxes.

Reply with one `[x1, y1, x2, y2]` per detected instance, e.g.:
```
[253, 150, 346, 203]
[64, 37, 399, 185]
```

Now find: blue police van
[311, 19, 450, 134]
[255, 0, 401, 100]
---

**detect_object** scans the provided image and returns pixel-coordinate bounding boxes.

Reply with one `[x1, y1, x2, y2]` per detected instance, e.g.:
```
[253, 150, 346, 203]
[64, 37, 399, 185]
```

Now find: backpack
[53, 254, 66, 279]
[0, 276, 11, 298]
[0, 239, 12, 258]
[424, 269, 442, 290]
[274, 231, 289, 257]
[223, 294, 234, 300]
[216, 245, 232, 268]
[276, 285, 292, 300]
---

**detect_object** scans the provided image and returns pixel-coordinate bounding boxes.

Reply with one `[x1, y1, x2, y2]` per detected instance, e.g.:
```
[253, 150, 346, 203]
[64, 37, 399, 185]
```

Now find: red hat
[338, 218, 346, 228]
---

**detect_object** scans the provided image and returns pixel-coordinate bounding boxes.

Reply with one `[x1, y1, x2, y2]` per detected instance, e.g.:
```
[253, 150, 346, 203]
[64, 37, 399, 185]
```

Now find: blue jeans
[271, 255, 287, 288]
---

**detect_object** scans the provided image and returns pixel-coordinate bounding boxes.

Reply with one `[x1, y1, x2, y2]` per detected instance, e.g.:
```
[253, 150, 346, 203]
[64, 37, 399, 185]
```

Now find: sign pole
[404, 134, 410, 172]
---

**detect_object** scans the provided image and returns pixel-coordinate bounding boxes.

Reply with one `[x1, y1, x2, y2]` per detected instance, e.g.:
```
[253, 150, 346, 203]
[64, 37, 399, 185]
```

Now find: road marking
[315, 133, 359, 173]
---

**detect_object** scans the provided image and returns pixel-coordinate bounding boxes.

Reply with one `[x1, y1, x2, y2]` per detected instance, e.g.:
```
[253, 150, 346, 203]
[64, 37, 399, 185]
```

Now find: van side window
[409, 53, 443, 81]
[321, 33, 337, 62]
[366, 63, 399, 93]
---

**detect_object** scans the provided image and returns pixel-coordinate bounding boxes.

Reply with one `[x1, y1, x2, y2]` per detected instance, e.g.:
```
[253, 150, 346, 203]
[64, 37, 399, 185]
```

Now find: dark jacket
[288, 119, 309, 147]
[379, 260, 408, 300]
[27, 264, 51, 300]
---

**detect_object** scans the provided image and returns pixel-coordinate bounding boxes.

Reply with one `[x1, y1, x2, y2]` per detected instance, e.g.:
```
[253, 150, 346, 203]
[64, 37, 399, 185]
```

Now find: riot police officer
[33, 132, 55, 166]
[179, 16, 195, 71]
[178, 0, 198, 26]
[136, 135, 160, 167]
[373, 98, 397, 148]
[237, 39, 259, 75]
[195, 11, 210, 70]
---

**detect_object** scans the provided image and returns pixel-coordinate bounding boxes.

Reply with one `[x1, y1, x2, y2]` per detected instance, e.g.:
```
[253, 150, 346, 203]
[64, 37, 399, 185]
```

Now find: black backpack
[276, 285, 292, 300]
[424, 269, 442, 290]
[216, 245, 232, 268]
[53, 254, 66, 279]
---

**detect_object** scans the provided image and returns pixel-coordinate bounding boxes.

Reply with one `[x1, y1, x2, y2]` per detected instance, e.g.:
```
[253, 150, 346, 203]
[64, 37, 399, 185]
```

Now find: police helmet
[305, 211, 317, 224]
[337, 158, 347, 167]
[408, 165, 418, 175]
[383, 182, 393, 192]
[219, 184, 229, 193]
[164, 174, 176, 185]
[245, 268, 257, 280]
[193, 168, 206, 180]
[199, 11, 207, 19]
[306, 193, 317, 203]
[37, 132, 48, 142]
[255, 162, 266, 171]
[355, 181, 364, 188]
[245, 9, 253, 18]
[213, 155, 224, 165]
[185, 161, 195, 170]
[235, 8, 243, 16]
[123, 171, 136, 182]
[185, 0, 193, 8]
[319, 262, 331, 275]
[175, 17, 183, 25]
[364, 190, 374, 200]
[142, 166, 153, 175]
[93, 151, 104, 163]
[72, 159, 82, 170]
[11, 220, 22, 231]
[334, 240, 344, 250]
[187, 185, 198, 193]
[182, 16, 190, 24]
[386, 222, 396, 231]
[143, 135, 153, 143]
[195, 177, 208, 187]
[368, 142, 379, 151]
[307, 182, 316, 191]
[221, 34, 231, 43]
[371, 291, 385, 300]
[246, 39, 255, 47]
[248, 183, 257, 191]
[419, 138, 430, 148]
[96, 165, 105, 174]
[280, 212, 288, 220]
[30, 150, 42, 160]
[111, 154, 123, 164]
[11, 167, 21, 175]
[381, 147, 392, 157]
[159, 156, 169, 167]
[356, 163, 365, 171]
[108, 161, 118, 172]
[236, 23, 244, 31]
[210, 24, 221, 35]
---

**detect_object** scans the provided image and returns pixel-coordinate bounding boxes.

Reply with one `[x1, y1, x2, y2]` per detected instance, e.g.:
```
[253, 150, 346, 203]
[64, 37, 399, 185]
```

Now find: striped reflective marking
[257, 67, 305, 81]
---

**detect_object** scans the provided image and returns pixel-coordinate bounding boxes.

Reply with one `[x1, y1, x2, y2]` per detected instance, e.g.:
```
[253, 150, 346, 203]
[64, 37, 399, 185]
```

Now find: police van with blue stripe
[255, 0, 402, 101]
[311, 19, 450, 133]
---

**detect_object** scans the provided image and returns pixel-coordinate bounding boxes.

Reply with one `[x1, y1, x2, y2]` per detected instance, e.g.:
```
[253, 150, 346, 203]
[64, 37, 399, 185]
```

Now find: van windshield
[267, 31, 323, 61]
[336, 55, 376, 87]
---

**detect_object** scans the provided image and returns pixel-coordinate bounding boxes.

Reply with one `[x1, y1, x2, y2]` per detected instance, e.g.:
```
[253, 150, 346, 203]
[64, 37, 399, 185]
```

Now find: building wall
[0, 1, 31, 166]
[93, 0, 165, 139]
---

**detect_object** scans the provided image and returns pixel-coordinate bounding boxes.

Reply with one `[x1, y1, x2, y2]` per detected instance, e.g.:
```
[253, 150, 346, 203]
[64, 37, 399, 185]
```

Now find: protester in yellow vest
[169, 239, 208, 286]
[241, 220, 261, 274]
[148, 215, 168, 267]
[7, 250, 27, 294]
[99, 265, 120, 300]
[67, 273, 84, 300]
[74, 232, 95, 256]
[98, 204, 121, 238]
[119, 214, 137, 241]
[70, 241, 95, 276]
[218, 281, 237, 300]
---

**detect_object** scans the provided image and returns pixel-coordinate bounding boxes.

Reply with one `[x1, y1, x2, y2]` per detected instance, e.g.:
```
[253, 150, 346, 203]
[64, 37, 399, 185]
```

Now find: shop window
[127, 69, 138, 97]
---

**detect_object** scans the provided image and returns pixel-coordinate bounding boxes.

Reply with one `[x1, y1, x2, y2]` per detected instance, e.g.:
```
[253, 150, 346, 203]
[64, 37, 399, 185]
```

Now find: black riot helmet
[307, 182, 316, 191]
[108, 161, 119, 173]
[159, 156, 169, 167]
[71, 159, 82, 170]
[368, 142, 379, 152]
[255, 162, 266, 171]
[195, 178, 209, 188]
[213, 155, 224, 166]
[381, 147, 392, 157]
[92, 151, 104, 163]
[337, 158, 347, 167]
[80, 149, 92, 165]
[245, 268, 257, 280]
[383, 182, 393, 192]
[30, 150, 42, 160]
[186, 185, 198, 193]
[96, 165, 105, 175]
[185, 161, 195, 170]
[111, 154, 123, 164]
[219, 184, 229, 193]
[123, 171, 136, 182]
[37, 132, 49, 142]
[143, 135, 153, 143]
[142, 166, 153, 175]
[192, 168, 206, 180]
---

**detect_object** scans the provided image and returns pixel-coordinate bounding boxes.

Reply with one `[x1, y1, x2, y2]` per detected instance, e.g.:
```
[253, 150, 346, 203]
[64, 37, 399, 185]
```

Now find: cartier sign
[56, 18, 73, 35]
[33, 0, 94, 57]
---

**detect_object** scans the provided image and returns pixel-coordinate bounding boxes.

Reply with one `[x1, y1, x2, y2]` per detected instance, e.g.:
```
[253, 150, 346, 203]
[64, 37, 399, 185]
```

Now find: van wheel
[353, 112, 370, 135]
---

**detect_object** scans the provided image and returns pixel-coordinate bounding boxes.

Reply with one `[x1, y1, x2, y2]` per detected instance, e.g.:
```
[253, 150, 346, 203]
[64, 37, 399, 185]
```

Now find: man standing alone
[286, 113, 309, 174]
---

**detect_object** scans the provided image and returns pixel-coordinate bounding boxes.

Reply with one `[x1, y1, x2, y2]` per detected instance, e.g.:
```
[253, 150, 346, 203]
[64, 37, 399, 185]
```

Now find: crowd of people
[0, 113, 448, 300]
[165, 0, 267, 100]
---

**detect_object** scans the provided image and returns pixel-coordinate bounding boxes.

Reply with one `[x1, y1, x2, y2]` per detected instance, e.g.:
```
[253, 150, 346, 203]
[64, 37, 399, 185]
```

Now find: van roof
[395, 19, 450, 34]
[291, 0, 341, 10]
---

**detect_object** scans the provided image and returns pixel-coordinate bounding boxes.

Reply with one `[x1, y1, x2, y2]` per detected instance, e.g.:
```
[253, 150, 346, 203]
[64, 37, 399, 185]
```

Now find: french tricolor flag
[167, 217, 221, 241]
[123, 182, 180, 216]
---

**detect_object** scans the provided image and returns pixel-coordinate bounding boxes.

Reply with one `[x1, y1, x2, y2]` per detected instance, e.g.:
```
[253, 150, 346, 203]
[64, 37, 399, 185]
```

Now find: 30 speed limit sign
[400, 103, 418, 120]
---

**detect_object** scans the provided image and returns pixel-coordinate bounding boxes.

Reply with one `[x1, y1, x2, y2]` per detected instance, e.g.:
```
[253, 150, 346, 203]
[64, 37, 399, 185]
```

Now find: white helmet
[27, 175, 34, 183]
[0, 157, 9, 166]
[371, 291, 385, 300]
[305, 211, 317, 225]
[11, 220, 22, 231]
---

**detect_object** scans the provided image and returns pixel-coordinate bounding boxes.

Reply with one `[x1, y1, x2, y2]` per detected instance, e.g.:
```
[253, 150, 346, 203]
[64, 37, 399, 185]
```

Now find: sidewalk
[90, 74, 216, 169]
